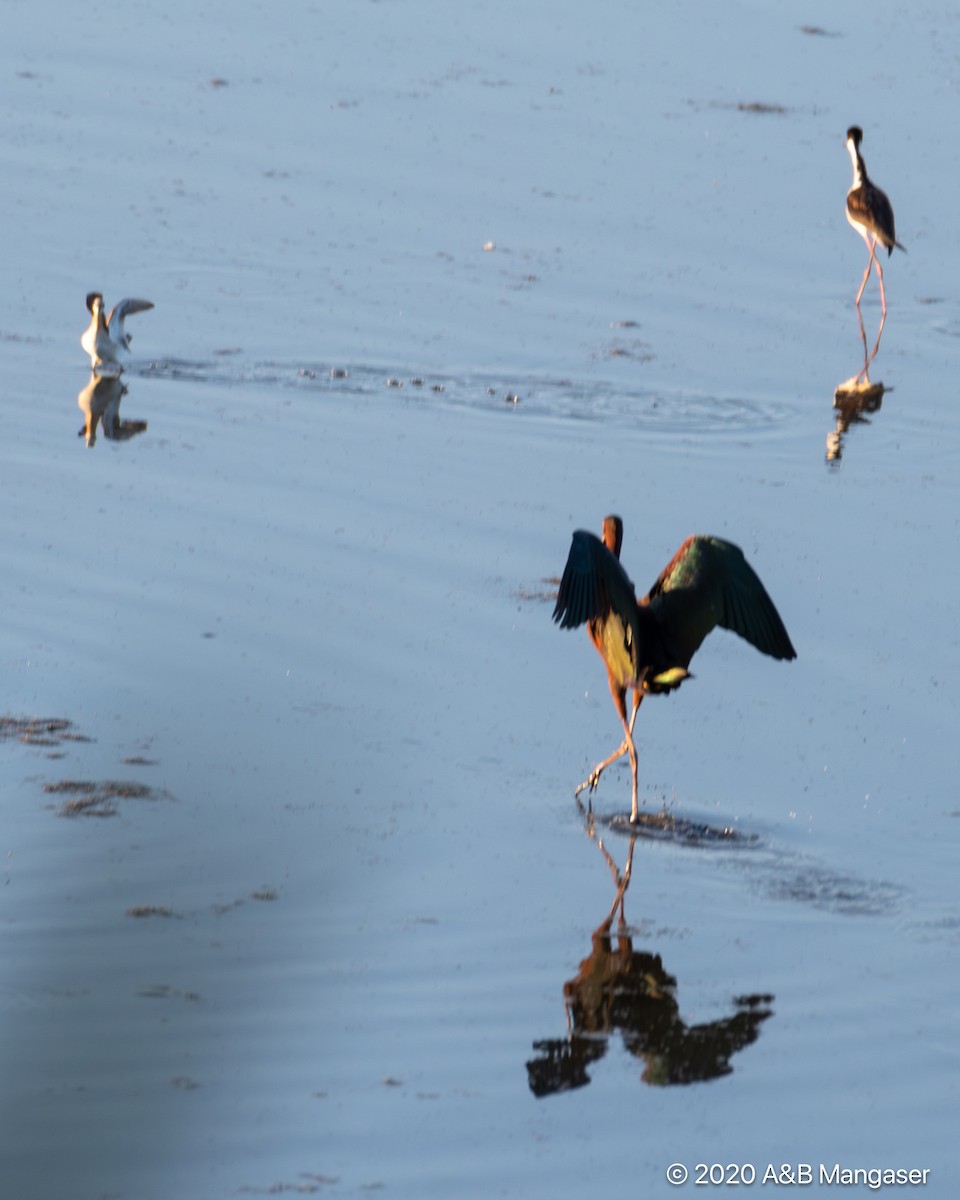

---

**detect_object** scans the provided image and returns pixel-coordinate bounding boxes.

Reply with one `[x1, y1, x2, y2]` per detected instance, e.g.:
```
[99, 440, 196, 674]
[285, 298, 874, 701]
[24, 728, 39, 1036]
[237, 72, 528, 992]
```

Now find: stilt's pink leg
[854, 235, 878, 309]
[853, 235, 888, 381]
[875, 252, 887, 318]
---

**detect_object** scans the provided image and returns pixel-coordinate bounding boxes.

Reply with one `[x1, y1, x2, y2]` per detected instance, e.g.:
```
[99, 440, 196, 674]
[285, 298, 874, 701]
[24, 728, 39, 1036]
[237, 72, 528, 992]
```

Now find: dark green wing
[645, 536, 796, 667]
[553, 530, 638, 630]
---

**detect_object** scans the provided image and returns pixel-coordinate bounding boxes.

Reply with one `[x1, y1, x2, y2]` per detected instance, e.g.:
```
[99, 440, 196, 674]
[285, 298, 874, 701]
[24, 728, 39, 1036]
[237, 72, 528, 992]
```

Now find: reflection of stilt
[834, 374, 885, 404]
[834, 275, 887, 462]
[853, 300, 887, 385]
[827, 377, 885, 464]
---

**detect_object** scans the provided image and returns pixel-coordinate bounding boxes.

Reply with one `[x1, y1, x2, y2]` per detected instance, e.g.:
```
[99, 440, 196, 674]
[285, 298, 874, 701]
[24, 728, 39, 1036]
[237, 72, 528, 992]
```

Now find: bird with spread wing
[81, 292, 154, 373]
[553, 516, 796, 823]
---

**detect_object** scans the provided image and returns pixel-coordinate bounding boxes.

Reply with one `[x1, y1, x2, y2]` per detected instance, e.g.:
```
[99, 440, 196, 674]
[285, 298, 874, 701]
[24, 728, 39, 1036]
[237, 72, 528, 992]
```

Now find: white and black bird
[845, 126, 905, 315]
[81, 292, 154, 372]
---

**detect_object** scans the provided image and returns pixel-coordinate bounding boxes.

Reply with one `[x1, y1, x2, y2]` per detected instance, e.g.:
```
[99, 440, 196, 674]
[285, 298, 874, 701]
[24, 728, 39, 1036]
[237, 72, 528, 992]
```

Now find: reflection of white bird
[81, 292, 154, 372]
[77, 373, 126, 447]
[76, 372, 149, 446]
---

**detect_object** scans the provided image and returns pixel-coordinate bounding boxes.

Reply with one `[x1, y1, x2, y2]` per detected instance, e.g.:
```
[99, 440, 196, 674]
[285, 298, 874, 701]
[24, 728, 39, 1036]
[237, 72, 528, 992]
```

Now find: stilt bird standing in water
[845, 126, 905, 319]
[553, 517, 796, 823]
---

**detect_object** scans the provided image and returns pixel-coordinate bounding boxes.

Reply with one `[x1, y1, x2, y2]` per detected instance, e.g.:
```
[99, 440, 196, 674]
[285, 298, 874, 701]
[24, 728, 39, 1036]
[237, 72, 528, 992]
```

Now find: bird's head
[85, 292, 104, 315]
[846, 126, 863, 150]
[602, 514, 623, 559]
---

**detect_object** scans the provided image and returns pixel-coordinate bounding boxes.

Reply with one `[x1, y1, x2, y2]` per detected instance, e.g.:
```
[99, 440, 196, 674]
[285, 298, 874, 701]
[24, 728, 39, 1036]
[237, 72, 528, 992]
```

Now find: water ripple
[141, 357, 790, 435]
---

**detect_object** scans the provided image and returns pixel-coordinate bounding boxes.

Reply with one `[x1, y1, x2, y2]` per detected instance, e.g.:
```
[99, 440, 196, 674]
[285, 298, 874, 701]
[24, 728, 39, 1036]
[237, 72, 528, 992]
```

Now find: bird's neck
[847, 141, 866, 189]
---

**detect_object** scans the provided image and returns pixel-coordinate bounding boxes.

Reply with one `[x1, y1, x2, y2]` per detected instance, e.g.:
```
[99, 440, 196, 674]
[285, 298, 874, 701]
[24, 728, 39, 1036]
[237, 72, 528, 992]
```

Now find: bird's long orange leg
[625, 689, 646, 822]
[622, 711, 639, 824]
[629, 690, 643, 735]
[574, 692, 644, 810]
[575, 738, 629, 804]
[609, 685, 641, 823]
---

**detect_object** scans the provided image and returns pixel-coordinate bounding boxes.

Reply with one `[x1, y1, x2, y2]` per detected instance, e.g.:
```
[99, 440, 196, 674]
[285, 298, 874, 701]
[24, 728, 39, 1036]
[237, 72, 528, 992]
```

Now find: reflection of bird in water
[553, 517, 796, 823]
[77, 373, 147, 447]
[826, 382, 884, 465]
[845, 126, 904, 382]
[81, 292, 154, 373]
[526, 834, 774, 1094]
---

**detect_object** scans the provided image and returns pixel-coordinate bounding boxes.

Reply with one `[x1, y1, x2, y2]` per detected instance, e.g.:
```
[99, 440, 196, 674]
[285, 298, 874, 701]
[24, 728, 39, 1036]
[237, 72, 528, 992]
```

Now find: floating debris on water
[736, 101, 788, 114]
[515, 579, 559, 603]
[0, 716, 91, 748]
[47, 779, 168, 818]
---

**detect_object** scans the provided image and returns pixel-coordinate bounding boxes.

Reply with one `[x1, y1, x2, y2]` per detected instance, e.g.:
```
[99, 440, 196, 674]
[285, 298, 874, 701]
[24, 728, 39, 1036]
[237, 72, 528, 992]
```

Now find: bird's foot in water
[574, 767, 604, 800]
[93, 362, 124, 380]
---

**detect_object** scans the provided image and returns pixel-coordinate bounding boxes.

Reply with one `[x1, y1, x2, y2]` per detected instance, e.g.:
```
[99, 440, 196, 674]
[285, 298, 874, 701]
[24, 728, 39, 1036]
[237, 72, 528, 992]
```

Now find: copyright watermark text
[664, 1163, 931, 1189]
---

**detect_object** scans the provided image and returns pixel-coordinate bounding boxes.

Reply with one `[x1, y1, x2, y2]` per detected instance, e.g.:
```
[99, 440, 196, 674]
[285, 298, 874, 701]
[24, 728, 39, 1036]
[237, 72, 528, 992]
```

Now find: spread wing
[106, 298, 155, 342]
[552, 530, 638, 630]
[645, 536, 796, 667]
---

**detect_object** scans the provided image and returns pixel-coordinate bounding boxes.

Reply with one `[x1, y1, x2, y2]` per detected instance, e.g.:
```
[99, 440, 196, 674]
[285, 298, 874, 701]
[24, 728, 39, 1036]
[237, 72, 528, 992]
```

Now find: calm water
[2, 2, 959, 1198]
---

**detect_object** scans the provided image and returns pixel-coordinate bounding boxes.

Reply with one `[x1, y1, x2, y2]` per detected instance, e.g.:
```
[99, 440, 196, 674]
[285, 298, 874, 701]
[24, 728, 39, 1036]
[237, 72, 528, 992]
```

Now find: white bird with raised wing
[81, 292, 154, 372]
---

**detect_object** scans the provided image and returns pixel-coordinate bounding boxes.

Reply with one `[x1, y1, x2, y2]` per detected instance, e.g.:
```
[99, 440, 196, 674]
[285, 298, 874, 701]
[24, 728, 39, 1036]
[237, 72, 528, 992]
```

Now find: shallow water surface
[2, 2, 959, 1198]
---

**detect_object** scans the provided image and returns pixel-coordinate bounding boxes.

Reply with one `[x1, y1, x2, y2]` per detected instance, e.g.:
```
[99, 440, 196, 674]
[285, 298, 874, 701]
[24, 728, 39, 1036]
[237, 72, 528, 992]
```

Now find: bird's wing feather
[645, 536, 796, 666]
[106, 298, 155, 339]
[552, 530, 638, 630]
[847, 183, 898, 251]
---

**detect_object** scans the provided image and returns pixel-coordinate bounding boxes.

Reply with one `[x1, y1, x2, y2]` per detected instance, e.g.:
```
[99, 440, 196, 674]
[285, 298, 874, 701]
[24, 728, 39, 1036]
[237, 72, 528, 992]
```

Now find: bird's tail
[645, 666, 692, 694]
